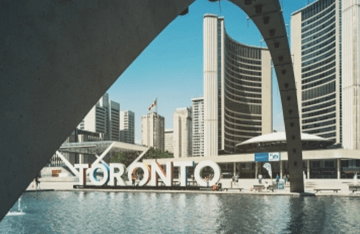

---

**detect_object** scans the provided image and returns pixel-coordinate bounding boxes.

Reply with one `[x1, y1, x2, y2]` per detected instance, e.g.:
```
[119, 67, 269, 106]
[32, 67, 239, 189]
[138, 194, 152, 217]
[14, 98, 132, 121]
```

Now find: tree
[109, 147, 173, 167]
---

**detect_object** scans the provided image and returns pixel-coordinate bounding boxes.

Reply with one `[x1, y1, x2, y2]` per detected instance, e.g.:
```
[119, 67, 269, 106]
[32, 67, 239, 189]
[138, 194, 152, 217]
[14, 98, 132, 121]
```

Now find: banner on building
[255, 152, 281, 162]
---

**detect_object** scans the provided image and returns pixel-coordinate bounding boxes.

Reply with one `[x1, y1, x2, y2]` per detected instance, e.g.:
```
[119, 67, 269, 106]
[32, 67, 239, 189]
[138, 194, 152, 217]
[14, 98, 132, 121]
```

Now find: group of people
[131, 173, 143, 186]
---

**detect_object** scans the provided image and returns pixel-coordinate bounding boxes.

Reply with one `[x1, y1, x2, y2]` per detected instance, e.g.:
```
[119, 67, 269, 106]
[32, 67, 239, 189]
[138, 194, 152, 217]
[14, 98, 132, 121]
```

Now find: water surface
[1, 191, 360, 233]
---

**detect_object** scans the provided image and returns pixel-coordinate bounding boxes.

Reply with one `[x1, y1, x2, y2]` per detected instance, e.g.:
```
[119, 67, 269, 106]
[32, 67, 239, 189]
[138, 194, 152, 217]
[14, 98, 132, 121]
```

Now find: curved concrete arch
[0, 0, 302, 220]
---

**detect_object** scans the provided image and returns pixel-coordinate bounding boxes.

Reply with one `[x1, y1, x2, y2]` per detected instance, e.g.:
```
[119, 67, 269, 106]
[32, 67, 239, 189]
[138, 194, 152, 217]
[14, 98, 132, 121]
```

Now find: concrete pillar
[233, 162, 236, 176]
[0, 0, 304, 220]
[255, 162, 258, 179]
[280, 161, 283, 178]
[337, 159, 340, 179]
[307, 160, 310, 179]
[0, 0, 195, 221]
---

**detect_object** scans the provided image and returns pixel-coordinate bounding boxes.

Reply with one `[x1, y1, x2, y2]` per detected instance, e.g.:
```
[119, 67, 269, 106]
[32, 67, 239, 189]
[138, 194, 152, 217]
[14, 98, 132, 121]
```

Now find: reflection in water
[1, 192, 360, 233]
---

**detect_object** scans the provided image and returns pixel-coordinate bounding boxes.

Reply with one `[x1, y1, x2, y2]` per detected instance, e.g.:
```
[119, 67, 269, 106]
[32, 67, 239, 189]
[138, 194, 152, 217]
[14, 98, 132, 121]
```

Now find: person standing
[258, 174, 263, 184]
[35, 176, 40, 190]
[131, 173, 136, 186]
[276, 174, 280, 184]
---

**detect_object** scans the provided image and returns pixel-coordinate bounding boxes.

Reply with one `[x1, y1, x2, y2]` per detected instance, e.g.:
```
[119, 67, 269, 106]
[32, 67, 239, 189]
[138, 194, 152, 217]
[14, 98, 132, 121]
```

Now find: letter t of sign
[173, 161, 195, 186]
[75, 164, 90, 186]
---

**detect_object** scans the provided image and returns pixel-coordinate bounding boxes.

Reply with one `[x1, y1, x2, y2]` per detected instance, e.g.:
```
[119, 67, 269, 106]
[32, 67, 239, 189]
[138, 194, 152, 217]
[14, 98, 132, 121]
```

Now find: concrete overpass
[0, 0, 303, 220]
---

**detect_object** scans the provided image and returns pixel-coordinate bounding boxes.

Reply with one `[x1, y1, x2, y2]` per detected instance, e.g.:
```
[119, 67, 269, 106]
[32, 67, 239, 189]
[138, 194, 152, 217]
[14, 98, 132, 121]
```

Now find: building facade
[292, 0, 342, 144]
[164, 129, 174, 153]
[292, 0, 360, 150]
[109, 101, 120, 141]
[120, 110, 135, 144]
[141, 112, 165, 151]
[203, 14, 272, 156]
[173, 107, 192, 158]
[77, 93, 120, 141]
[192, 97, 205, 157]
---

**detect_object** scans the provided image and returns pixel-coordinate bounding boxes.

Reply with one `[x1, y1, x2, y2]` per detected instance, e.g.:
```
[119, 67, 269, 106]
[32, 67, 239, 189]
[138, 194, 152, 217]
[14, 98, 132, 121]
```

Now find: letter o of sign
[194, 161, 221, 187]
[90, 164, 110, 186]
[127, 163, 150, 186]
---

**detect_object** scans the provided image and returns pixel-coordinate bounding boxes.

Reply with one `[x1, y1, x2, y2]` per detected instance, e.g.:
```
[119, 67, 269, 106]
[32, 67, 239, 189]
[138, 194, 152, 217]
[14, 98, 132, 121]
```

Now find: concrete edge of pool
[23, 189, 360, 197]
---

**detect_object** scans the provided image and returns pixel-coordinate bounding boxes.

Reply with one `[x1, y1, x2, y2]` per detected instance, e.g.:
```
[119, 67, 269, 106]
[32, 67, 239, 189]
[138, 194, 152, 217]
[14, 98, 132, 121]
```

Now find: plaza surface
[25, 179, 360, 197]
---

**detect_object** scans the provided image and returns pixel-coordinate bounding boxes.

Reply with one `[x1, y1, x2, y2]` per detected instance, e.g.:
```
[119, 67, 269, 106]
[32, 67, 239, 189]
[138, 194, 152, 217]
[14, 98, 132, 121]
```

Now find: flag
[263, 163, 272, 178]
[148, 99, 157, 111]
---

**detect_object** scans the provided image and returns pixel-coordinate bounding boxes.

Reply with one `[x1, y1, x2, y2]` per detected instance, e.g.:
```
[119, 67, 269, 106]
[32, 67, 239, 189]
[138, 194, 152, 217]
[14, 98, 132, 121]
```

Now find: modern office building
[120, 110, 135, 144]
[173, 107, 192, 158]
[292, 0, 360, 149]
[78, 93, 120, 141]
[109, 101, 120, 141]
[164, 129, 174, 153]
[192, 97, 205, 157]
[203, 14, 272, 156]
[141, 112, 165, 151]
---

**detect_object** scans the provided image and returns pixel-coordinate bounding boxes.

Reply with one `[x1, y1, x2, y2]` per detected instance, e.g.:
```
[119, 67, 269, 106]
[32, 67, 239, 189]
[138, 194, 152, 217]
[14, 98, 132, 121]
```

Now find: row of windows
[302, 29, 336, 51]
[302, 94, 336, 107]
[224, 123, 261, 132]
[225, 89, 261, 103]
[225, 70, 262, 82]
[318, 132, 336, 139]
[225, 130, 260, 138]
[302, 74, 336, 90]
[226, 53, 261, 65]
[226, 76, 261, 88]
[225, 115, 261, 126]
[225, 79, 262, 93]
[302, 42, 335, 62]
[302, 63, 335, 80]
[302, 55, 335, 73]
[224, 118, 261, 128]
[226, 63, 261, 76]
[301, 0, 335, 22]
[224, 97, 262, 115]
[302, 16, 335, 39]
[302, 23, 336, 45]
[302, 100, 336, 113]
[226, 55, 262, 71]
[302, 5, 335, 32]
[304, 125, 336, 135]
[303, 113, 336, 124]
[226, 91, 262, 104]
[225, 108, 262, 120]
[302, 35, 336, 57]
[302, 48, 335, 67]
[303, 106, 336, 118]
[225, 36, 261, 59]
[302, 119, 336, 130]
[302, 81, 336, 101]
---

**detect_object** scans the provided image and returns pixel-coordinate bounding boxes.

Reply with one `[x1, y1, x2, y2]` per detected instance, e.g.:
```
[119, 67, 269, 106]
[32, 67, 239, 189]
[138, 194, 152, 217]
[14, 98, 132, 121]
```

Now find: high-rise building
[78, 93, 120, 141]
[164, 129, 174, 153]
[292, 0, 360, 149]
[173, 107, 192, 158]
[192, 97, 204, 157]
[109, 101, 120, 141]
[120, 110, 135, 144]
[141, 112, 165, 151]
[203, 14, 272, 155]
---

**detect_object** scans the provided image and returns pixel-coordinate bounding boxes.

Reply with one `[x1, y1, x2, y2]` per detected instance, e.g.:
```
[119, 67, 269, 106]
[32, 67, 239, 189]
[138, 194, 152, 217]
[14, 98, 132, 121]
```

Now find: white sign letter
[89, 164, 110, 186]
[194, 161, 221, 187]
[174, 161, 194, 186]
[75, 164, 89, 186]
[108, 163, 126, 186]
[150, 162, 173, 186]
[127, 163, 150, 186]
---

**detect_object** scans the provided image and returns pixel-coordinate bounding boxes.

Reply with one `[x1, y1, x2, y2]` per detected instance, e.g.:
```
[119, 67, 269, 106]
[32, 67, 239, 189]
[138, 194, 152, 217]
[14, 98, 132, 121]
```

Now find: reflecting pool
[1, 191, 360, 233]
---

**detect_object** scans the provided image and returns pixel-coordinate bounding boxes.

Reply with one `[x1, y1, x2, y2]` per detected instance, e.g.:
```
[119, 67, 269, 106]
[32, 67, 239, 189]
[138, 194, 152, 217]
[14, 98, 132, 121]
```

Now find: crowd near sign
[75, 160, 221, 187]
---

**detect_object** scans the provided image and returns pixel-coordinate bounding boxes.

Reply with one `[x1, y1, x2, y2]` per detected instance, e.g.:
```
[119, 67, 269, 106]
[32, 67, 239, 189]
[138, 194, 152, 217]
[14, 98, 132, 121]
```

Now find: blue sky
[108, 0, 311, 144]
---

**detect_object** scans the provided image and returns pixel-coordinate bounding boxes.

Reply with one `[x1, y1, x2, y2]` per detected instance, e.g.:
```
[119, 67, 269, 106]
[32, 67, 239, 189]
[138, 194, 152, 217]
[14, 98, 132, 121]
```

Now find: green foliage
[109, 147, 173, 167]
